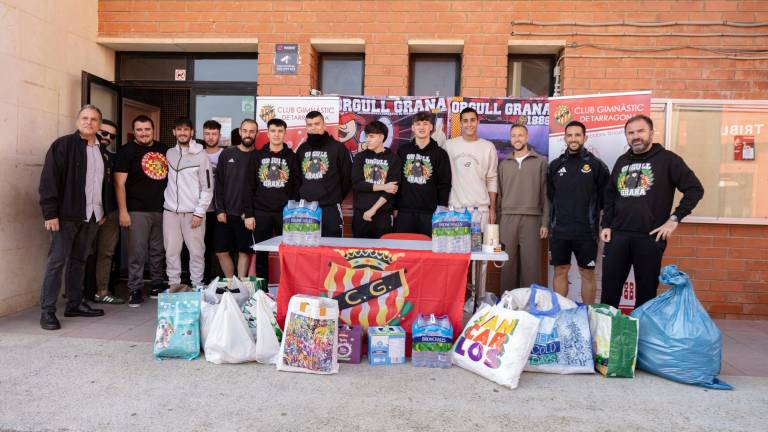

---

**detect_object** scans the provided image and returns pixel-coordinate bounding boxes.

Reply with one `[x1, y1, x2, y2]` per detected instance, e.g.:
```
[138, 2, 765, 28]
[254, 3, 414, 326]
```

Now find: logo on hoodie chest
[617, 162, 654, 197]
[363, 158, 389, 185]
[259, 156, 290, 188]
[302, 151, 329, 180]
[403, 154, 433, 185]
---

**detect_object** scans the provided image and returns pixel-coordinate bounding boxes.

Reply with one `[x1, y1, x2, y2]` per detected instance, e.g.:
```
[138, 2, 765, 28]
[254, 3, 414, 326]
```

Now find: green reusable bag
[588, 304, 638, 378]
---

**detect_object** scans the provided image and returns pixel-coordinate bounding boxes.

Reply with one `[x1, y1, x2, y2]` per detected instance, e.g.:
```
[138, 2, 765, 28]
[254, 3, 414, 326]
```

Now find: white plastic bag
[502, 286, 594, 374]
[452, 301, 540, 389]
[200, 300, 217, 348]
[203, 276, 250, 307]
[277, 295, 339, 374]
[204, 291, 259, 364]
[253, 290, 281, 365]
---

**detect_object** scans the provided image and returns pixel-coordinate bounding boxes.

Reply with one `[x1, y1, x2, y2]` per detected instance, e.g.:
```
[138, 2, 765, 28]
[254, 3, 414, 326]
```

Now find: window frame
[408, 53, 462, 97]
[115, 52, 258, 92]
[651, 97, 768, 225]
[317, 53, 365, 96]
[507, 54, 556, 98]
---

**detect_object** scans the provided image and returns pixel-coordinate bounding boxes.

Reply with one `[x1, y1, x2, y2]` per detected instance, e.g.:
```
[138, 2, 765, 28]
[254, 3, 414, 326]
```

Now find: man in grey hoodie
[497, 124, 549, 290]
[163, 117, 213, 290]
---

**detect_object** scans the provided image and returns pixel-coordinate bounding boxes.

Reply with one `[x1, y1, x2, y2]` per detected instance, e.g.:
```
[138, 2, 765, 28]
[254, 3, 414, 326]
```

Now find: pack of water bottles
[431, 206, 471, 254]
[412, 314, 453, 368]
[282, 200, 321, 246]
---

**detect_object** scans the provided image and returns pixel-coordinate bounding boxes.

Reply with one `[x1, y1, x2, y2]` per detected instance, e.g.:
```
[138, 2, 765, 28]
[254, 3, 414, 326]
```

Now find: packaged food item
[368, 326, 406, 366]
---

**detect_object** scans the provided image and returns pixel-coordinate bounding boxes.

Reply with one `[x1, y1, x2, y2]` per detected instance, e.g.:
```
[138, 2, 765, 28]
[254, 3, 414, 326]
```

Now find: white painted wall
[0, 0, 114, 316]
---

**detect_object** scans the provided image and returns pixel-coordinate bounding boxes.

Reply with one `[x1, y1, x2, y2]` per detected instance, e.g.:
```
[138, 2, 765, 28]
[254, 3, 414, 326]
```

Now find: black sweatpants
[600, 230, 667, 309]
[321, 204, 344, 238]
[352, 210, 393, 239]
[251, 210, 282, 281]
[394, 210, 433, 237]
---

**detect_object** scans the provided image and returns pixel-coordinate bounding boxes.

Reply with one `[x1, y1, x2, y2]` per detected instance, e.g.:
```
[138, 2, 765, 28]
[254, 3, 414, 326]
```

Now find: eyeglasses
[97, 130, 116, 139]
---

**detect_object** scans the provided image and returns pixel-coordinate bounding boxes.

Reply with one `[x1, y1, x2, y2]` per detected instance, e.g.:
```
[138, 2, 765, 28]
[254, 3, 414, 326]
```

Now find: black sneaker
[128, 290, 144, 308]
[149, 282, 168, 299]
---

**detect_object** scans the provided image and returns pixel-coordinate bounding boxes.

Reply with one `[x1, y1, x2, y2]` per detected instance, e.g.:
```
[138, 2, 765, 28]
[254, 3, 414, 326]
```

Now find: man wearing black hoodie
[394, 111, 452, 236]
[296, 111, 352, 237]
[601, 114, 704, 308]
[351, 120, 401, 239]
[243, 118, 300, 281]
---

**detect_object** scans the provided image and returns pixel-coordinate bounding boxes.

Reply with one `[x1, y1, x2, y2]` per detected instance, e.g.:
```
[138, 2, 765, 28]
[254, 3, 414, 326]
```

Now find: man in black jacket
[296, 111, 352, 237]
[600, 114, 704, 308]
[243, 118, 300, 281]
[547, 120, 610, 304]
[395, 111, 452, 236]
[38, 105, 108, 330]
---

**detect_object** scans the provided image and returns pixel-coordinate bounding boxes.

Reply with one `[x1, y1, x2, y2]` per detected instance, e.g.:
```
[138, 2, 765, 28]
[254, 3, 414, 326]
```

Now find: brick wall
[97, 0, 768, 318]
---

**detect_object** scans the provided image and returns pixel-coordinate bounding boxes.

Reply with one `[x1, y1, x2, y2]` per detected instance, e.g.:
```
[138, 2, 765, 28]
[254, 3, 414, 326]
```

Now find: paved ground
[0, 302, 767, 431]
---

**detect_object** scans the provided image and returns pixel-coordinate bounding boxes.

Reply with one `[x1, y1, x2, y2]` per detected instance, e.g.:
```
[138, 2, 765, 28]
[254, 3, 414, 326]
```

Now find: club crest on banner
[322, 249, 412, 329]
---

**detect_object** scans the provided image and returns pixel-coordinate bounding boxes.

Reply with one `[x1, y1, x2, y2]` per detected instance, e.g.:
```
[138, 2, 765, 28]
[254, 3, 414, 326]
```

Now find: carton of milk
[367, 326, 406, 366]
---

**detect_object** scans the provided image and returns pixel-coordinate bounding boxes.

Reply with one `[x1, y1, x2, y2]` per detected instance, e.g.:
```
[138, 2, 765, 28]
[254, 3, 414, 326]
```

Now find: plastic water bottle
[470, 207, 482, 252]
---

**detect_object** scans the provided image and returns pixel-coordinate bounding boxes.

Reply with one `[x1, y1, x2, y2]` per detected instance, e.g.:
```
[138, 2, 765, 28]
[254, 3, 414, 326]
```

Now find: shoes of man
[149, 282, 169, 299]
[64, 303, 105, 317]
[128, 290, 144, 308]
[93, 293, 126, 304]
[40, 312, 61, 330]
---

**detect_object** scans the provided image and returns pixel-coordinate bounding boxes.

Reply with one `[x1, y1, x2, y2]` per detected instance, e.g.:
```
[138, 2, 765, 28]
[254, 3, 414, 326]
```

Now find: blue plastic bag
[630, 265, 732, 390]
[154, 291, 201, 360]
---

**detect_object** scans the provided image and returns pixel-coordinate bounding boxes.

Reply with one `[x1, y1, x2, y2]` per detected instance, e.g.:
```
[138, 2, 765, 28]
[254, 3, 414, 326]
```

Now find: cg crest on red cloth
[322, 249, 412, 329]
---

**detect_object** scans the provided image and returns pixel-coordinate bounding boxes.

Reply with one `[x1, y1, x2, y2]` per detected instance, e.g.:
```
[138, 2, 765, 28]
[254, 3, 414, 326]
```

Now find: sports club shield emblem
[322, 249, 413, 329]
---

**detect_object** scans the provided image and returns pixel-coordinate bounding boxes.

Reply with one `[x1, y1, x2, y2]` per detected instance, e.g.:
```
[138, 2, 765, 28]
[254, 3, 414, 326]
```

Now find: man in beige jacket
[497, 124, 549, 290]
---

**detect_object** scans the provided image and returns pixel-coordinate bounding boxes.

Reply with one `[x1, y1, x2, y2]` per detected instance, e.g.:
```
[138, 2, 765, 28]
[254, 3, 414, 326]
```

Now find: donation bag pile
[431, 206, 471, 254]
[631, 265, 732, 390]
[282, 199, 321, 246]
[278, 295, 340, 374]
[503, 285, 594, 374]
[452, 299, 540, 389]
[588, 304, 638, 378]
[154, 291, 201, 361]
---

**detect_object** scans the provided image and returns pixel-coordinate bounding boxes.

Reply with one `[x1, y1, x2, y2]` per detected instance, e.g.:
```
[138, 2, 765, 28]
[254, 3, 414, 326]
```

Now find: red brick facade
[98, 0, 768, 318]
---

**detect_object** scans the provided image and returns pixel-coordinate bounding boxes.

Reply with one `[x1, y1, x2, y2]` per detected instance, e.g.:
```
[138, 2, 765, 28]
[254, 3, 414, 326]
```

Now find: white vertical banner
[547, 91, 651, 311]
[255, 96, 340, 150]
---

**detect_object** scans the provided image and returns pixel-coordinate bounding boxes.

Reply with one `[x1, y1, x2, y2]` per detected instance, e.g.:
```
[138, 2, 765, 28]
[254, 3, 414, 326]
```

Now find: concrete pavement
[0, 331, 765, 432]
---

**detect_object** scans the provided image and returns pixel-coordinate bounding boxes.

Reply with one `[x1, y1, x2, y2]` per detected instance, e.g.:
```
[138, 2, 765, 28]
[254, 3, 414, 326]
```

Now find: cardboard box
[367, 326, 406, 366]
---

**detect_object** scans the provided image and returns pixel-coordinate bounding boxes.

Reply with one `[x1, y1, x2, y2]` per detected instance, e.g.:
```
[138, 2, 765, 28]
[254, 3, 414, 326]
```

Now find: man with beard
[86, 119, 124, 304]
[202, 119, 223, 283]
[215, 119, 257, 278]
[296, 111, 351, 237]
[395, 111, 451, 236]
[38, 105, 108, 329]
[243, 118, 300, 281]
[163, 118, 212, 290]
[115, 115, 169, 307]
[601, 114, 703, 308]
[497, 124, 549, 289]
[547, 121, 609, 304]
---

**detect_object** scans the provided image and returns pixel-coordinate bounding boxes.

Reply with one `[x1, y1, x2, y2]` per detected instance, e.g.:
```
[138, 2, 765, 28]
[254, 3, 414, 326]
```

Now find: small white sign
[175, 69, 187, 81]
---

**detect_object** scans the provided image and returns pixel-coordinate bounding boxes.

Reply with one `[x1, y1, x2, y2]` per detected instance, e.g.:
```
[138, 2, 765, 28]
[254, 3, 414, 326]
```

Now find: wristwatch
[669, 215, 679, 222]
